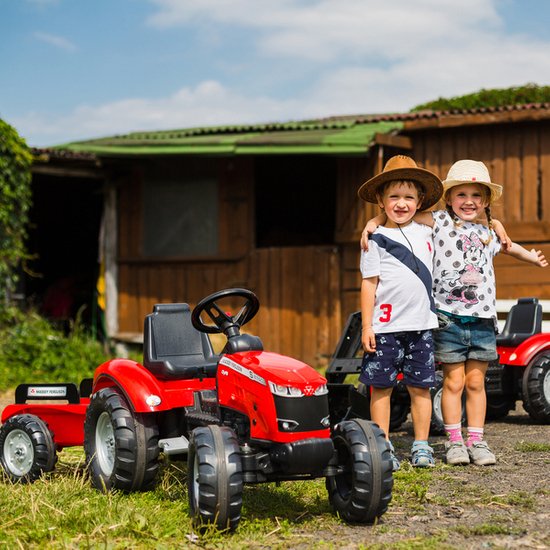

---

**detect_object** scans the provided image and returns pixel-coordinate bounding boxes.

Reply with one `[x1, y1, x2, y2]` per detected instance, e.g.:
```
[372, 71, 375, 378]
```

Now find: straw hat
[357, 155, 443, 211]
[442, 160, 502, 202]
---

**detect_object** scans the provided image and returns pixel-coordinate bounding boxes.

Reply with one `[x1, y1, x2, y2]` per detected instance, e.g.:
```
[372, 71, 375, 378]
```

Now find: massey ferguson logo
[303, 385, 315, 396]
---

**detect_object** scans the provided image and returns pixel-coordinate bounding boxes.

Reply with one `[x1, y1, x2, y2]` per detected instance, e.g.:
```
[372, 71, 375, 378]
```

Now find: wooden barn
[29, 103, 550, 366]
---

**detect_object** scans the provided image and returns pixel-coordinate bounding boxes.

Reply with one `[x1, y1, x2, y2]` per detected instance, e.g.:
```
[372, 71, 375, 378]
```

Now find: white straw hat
[442, 160, 502, 202]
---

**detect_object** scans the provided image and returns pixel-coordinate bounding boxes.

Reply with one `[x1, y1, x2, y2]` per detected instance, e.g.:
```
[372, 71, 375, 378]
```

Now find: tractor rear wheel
[0, 414, 56, 483]
[522, 353, 550, 423]
[326, 419, 393, 523]
[485, 396, 515, 420]
[188, 425, 243, 531]
[356, 383, 410, 432]
[84, 387, 160, 492]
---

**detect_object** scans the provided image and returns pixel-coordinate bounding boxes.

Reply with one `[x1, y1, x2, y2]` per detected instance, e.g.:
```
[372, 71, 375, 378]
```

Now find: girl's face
[377, 181, 421, 228]
[446, 182, 489, 222]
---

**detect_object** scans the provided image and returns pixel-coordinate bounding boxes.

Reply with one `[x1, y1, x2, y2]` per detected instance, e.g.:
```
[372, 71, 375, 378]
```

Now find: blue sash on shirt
[370, 233, 436, 313]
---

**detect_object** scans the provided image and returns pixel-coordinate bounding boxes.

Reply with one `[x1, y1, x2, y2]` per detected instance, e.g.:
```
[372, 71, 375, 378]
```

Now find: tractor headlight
[314, 384, 328, 396]
[269, 381, 303, 397]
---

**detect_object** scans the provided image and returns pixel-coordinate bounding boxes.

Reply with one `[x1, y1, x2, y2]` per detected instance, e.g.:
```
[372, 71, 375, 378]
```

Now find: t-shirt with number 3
[360, 221, 438, 334]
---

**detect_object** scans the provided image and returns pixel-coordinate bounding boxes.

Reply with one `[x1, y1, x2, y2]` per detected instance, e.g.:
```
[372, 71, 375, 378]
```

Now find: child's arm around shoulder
[360, 211, 435, 250]
[503, 242, 548, 267]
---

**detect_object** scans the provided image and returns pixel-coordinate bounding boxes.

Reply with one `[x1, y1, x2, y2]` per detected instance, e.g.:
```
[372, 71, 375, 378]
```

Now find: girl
[361, 159, 547, 466]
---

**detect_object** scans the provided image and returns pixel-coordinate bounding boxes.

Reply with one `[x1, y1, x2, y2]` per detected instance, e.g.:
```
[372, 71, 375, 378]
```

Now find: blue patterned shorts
[359, 330, 436, 388]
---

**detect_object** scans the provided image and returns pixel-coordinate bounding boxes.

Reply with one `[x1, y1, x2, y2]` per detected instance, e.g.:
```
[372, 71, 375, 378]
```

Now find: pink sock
[444, 423, 463, 443]
[466, 427, 484, 447]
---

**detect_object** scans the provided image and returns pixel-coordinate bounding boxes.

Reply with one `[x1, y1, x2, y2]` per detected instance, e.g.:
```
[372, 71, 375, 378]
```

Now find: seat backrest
[496, 297, 542, 347]
[143, 303, 218, 379]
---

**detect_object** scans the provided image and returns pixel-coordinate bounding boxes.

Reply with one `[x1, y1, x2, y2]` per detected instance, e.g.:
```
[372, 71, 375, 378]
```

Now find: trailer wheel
[485, 396, 515, 420]
[522, 353, 550, 423]
[84, 387, 160, 492]
[429, 371, 466, 435]
[0, 414, 56, 483]
[188, 425, 243, 531]
[326, 419, 393, 523]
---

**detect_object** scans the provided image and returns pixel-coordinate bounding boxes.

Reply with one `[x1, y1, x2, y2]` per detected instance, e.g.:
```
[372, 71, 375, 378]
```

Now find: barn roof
[57, 119, 404, 156]
[54, 102, 550, 157]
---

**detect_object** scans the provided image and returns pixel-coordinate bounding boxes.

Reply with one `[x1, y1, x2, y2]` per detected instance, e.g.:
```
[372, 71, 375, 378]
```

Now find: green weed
[515, 441, 550, 452]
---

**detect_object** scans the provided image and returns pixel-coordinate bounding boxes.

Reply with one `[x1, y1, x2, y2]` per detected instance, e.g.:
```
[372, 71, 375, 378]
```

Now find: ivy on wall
[412, 83, 550, 111]
[0, 118, 32, 310]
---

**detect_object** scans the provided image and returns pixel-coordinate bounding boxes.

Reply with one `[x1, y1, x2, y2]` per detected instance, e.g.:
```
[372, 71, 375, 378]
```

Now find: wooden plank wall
[410, 120, 550, 300]
[116, 157, 342, 367]
[247, 246, 341, 367]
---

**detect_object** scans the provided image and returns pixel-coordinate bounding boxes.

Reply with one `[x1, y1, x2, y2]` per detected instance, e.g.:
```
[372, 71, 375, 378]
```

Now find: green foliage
[0, 118, 32, 309]
[0, 309, 110, 387]
[412, 83, 550, 111]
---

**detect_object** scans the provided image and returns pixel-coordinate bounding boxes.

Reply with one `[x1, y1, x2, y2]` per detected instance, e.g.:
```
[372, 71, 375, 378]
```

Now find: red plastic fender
[497, 333, 550, 366]
[92, 359, 215, 413]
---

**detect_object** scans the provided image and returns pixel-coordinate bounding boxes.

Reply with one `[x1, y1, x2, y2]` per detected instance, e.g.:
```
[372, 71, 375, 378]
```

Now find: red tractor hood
[221, 351, 326, 389]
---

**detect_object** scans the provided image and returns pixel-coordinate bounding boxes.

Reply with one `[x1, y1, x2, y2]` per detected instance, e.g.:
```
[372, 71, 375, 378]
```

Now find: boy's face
[377, 181, 421, 227]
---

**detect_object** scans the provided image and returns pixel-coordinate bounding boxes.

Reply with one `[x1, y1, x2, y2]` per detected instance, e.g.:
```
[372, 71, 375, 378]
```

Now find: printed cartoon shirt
[360, 221, 437, 333]
[431, 210, 501, 319]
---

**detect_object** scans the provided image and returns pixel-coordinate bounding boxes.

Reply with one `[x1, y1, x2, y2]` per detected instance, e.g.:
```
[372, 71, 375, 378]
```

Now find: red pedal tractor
[0, 289, 393, 530]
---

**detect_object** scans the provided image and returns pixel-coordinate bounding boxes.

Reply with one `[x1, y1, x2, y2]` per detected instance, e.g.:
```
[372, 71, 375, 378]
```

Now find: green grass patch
[515, 441, 550, 453]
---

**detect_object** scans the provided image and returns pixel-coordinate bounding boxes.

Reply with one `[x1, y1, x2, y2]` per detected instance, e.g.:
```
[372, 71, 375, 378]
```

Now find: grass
[515, 441, 550, 453]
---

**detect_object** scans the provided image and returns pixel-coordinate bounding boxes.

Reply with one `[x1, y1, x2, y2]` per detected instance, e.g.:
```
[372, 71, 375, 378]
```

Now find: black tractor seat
[143, 303, 219, 380]
[496, 297, 542, 347]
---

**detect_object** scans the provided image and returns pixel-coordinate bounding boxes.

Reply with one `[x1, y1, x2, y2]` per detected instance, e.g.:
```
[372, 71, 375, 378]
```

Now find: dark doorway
[255, 155, 337, 247]
[24, 175, 104, 329]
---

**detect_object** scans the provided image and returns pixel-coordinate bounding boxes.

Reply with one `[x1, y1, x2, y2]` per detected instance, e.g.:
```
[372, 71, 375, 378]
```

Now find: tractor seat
[143, 303, 219, 380]
[496, 297, 542, 347]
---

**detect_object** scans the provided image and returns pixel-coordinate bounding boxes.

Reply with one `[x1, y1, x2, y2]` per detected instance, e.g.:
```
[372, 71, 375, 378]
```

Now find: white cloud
[15, 0, 550, 146]
[14, 81, 301, 147]
[33, 32, 77, 51]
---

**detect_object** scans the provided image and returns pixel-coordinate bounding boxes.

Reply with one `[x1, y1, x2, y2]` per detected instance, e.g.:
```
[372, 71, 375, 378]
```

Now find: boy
[357, 155, 443, 469]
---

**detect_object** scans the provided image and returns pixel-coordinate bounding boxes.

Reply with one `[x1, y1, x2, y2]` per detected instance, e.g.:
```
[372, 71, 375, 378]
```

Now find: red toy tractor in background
[326, 298, 550, 433]
[0, 289, 393, 531]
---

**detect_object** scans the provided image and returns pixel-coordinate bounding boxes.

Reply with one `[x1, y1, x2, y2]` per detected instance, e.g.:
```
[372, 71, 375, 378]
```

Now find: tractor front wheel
[188, 425, 243, 531]
[522, 353, 550, 423]
[0, 414, 56, 483]
[326, 419, 393, 523]
[84, 387, 160, 492]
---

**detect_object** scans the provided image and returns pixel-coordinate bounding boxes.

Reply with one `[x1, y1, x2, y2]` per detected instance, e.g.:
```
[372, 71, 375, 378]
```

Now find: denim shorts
[434, 314, 497, 363]
[359, 330, 435, 389]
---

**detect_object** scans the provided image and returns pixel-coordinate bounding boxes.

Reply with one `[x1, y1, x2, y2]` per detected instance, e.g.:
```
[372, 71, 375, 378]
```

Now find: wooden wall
[115, 157, 344, 367]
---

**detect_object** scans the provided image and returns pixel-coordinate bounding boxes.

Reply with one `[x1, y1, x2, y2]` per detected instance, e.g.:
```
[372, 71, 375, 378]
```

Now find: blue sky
[2, 0, 550, 147]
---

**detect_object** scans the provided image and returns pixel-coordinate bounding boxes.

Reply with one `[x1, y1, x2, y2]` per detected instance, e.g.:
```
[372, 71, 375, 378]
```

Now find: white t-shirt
[360, 222, 437, 333]
[431, 210, 501, 320]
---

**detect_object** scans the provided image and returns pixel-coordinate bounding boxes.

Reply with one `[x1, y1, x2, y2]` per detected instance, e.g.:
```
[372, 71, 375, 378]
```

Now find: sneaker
[467, 441, 496, 466]
[445, 441, 470, 465]
[411, 442, 435, 468]
[388, 441, 401, 472]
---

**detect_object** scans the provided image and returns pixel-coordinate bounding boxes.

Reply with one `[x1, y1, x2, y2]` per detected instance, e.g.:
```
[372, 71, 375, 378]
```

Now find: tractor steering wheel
[191, 288, 260, 335]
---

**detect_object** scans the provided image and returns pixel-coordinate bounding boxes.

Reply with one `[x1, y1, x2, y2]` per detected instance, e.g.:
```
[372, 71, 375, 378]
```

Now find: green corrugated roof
[58, 119, 404, 156]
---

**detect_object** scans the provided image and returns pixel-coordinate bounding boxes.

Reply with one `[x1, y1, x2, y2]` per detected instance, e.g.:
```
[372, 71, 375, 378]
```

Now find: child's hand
[361, 327, 376, 353]
[493, 219, 512, 251]
[531, 249, 548, 267]
[360, 221, 378, 250]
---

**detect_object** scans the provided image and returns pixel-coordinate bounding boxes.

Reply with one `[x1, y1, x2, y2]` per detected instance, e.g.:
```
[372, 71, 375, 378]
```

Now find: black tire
[188, 425, 243, 531]
[357, 383, 411, 432]
[429, 371, 466, 435]
[84, 387, 160, 492]
[0, 414, 56, 483]
[326, 419, 393, 523]
[485, 396, 515, 420]
[522, 353, 550, 423]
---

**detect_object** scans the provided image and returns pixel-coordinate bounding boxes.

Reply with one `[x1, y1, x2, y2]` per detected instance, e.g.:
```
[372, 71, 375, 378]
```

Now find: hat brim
[442, 179, 503, 202]
[357, 167, 443, 211]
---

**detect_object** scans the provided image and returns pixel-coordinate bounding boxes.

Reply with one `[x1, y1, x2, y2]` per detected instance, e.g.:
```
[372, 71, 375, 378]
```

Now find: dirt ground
[305, 403, 550, 549]
[1, 392, 548, 549]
